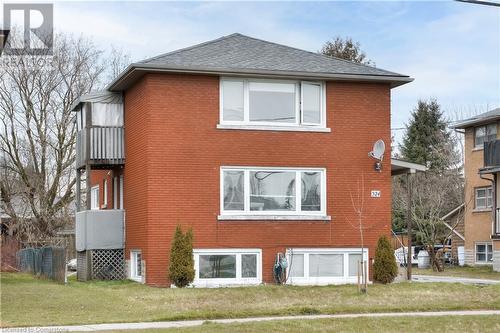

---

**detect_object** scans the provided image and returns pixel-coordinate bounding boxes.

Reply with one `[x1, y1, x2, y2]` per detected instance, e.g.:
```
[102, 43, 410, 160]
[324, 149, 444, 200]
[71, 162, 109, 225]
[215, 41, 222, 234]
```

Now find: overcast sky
[26, 1, 500, 144]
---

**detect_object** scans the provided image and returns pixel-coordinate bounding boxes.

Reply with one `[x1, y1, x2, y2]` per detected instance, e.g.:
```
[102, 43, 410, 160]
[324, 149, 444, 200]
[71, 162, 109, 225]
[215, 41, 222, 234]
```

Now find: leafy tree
[320, 36, 373, 65]
[168, 225, 195, 288]
[373, 235, 398, 284]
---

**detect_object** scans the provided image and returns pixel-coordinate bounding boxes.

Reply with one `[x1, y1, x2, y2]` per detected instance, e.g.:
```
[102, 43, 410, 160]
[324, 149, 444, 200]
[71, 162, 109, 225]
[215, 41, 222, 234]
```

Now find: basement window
[220, 167, 326, 218]
[475, 243, 493, 264]
[193, 249, 261, 287]
[219, 78, 326, 129]
[130, 250, 143, 282]
[286, 248, 368, 285]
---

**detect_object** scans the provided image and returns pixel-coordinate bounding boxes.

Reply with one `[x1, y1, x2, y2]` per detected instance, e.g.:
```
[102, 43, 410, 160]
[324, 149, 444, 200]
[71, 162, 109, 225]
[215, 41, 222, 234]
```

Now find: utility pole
[406, 170, 414, 281]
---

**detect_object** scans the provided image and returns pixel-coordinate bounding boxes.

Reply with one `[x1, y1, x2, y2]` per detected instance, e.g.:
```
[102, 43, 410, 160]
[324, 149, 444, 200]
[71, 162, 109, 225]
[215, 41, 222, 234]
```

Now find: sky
[8, 0, 500, 145]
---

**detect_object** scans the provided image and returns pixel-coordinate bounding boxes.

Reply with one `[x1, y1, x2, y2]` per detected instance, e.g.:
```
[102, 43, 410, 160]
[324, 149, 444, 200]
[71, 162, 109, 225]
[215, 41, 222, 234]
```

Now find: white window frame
[102, 179, 108, 209]
[220, 166, 327, 218]
[219, 77, 326, 129]
[475, 186, 493, 209]
[286, 248, 369, 286]
[119, 175, 124, 209]
[113, 176, 118, 209]
[130, 250, 143, 282]
[475, 242, 493, 264]
[90, 185, 99, 210]
[193, 249, 262, 287]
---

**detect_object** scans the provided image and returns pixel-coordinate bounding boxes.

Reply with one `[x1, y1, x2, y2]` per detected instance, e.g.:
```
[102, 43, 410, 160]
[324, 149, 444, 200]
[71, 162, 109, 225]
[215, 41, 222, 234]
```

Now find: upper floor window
[475, 186, 493, 209]
[474, 123, 497, 148]
[220, 78, 325, 128]
[221, 167, 326, 216]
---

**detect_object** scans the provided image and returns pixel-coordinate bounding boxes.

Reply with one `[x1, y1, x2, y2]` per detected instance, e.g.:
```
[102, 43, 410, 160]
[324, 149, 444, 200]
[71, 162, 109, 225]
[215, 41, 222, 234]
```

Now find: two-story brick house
[73, 33, 415, 286]
[454, 108, 500, 271]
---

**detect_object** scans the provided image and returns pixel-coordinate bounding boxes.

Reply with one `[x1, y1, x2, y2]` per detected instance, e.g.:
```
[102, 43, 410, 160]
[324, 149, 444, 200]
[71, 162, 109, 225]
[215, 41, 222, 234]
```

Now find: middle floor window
[221, 167, 326, 215]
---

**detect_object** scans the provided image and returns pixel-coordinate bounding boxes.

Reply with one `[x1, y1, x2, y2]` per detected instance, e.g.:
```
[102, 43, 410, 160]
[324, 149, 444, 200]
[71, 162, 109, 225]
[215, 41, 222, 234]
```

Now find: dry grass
[1, 272, 499, 327]
[107, 315, 500, 333]
[413, 265, 500, 280]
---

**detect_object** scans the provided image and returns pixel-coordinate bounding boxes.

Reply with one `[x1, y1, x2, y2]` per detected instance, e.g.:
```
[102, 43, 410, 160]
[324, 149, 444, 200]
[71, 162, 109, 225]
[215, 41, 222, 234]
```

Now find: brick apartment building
[453, 108, 500, 271]
[72, 33, 420, 286]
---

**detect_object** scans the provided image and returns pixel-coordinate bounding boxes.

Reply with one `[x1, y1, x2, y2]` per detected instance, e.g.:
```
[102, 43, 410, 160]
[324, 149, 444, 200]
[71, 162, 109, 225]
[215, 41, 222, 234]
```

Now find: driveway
[412, 274, 500, 285]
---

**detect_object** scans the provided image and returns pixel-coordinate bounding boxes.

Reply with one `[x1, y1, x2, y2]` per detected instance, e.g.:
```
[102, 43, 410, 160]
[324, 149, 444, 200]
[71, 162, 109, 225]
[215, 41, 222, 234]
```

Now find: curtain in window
[92, 103, 124, 126]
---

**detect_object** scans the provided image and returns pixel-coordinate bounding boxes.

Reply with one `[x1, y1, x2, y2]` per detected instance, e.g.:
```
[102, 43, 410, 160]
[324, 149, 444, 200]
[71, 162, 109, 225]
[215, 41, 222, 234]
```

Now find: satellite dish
[368, 139, 385, 161]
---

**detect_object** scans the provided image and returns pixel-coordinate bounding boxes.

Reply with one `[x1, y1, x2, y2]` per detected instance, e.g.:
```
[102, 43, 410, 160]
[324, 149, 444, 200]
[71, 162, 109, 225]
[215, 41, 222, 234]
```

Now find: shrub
[373, 235, 398, 284]
[168, 225, 195, 288]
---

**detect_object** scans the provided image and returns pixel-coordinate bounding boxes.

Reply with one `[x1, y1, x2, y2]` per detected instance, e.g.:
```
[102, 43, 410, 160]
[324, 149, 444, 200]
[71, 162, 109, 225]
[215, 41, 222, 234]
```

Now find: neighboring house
[72, 33, 420, 287]
[453, 108, 500, 271]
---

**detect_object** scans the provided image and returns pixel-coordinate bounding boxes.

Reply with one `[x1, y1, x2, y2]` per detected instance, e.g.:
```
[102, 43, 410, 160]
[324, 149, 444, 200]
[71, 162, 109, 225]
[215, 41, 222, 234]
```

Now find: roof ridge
[139, 33, 241, 64]
[225, 33, 401, 76]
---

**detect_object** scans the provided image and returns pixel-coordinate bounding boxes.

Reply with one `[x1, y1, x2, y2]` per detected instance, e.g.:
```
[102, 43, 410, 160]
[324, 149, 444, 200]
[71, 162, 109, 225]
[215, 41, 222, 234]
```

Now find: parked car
[67, 258, 77, 271]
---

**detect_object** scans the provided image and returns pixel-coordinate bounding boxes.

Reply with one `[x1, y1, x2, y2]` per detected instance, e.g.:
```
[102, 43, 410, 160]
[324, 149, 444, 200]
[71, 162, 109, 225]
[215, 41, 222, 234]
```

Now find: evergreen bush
[168, 225, 195, 288]
[373, 235, 398, 284]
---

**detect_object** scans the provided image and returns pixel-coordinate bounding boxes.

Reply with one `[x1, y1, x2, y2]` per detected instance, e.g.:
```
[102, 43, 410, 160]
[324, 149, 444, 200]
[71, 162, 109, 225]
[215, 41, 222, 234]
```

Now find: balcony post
[85, 102, 92, 210]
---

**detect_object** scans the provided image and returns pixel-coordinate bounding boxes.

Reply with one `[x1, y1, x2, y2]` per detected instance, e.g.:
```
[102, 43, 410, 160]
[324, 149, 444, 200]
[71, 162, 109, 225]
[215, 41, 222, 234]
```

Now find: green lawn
[106, 315, 500, 333]
[1, 273, 500, 327]
[413, 265, 500, 280]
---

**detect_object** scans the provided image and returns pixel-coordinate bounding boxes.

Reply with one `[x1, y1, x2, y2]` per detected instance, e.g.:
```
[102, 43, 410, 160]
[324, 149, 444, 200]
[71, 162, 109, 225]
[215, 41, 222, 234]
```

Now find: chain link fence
[17, 246, 66, 283]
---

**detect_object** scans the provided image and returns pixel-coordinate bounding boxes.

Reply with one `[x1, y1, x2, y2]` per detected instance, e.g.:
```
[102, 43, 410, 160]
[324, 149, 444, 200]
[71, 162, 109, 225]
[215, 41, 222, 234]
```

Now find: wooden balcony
[75, 209, 125, 251]
[76, 126, 125, 169]
[484, 140, 500, 168]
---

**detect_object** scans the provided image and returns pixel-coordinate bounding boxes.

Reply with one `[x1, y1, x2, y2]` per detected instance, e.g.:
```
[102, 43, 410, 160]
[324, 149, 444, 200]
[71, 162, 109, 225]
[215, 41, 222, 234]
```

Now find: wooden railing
[76, 126, 125, 168]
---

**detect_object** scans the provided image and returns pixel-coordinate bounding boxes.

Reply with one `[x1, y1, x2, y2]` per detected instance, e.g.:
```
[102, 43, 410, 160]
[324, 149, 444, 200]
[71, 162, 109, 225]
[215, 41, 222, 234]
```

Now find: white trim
[475, 242, 493, 264]
[220, 166, 326, 217]
[119, 175, 124, 209]
[286, 248, 369, 286]
[300, 81, 323, 126]
[113, 176, 118, 209]
[475, 186, 493, 210]
[193, 248, 262, 287]
[217, 215, 331, 221]
[90, 185, 100, 210]
[219, 77, 327, 129]
[216, 124, 331, 132]
[102, 179, 108, 209]
[130, 250, 143, 282]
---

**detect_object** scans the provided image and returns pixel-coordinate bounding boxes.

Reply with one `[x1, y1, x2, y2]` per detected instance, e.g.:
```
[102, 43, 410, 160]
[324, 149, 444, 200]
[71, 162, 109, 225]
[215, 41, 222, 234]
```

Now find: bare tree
[0, 32, 127, 242]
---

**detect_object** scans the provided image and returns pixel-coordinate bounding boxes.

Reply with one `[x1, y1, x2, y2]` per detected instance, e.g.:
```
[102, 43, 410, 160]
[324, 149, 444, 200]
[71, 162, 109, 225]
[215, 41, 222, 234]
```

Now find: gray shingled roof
[452, 108, 500, 129]
[141, 33, 405, 77]
[108, 33, 412, 91]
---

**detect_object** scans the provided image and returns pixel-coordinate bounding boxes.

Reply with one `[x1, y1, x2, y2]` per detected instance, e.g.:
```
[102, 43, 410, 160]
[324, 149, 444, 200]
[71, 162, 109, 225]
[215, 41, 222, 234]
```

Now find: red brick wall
[89, 169, 123, 209]
[124, 74, 392, 286]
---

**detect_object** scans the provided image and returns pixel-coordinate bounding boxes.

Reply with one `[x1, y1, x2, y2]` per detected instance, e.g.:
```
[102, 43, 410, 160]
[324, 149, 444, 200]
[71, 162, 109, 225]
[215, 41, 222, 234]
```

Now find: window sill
[216, 124, 331, 133]
[472, 208, 492, 213]
[218, 215, 331, 221]
[472, 147, 484, 152]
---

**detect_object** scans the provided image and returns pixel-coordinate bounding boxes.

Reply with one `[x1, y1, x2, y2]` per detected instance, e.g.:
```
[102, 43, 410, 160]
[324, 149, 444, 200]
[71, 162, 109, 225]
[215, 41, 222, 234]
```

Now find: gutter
[107, 63, 414, 92]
